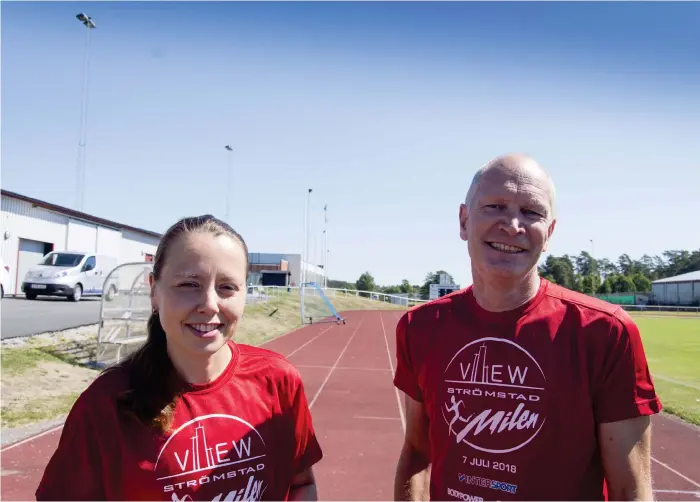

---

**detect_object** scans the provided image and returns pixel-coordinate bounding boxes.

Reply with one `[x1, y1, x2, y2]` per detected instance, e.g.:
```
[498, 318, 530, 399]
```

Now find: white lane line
[355, 415, 402, 421]
[380, 311, 406, 434]
[652, 374, 700, 391]
[653, 489, 700, 496]
[295, 364, 390, 372]
[652, 457, 700, 489]
[309, 316, 364, 409]
[1, 425, 64, 453]
[285, 324, 337, 358]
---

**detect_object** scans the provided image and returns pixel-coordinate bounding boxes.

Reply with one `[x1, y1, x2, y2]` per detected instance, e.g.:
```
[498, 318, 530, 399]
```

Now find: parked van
[21, 251, 119, 302]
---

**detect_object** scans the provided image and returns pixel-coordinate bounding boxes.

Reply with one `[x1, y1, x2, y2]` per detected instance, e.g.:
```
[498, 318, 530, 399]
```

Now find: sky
[2, 1, 699, 288]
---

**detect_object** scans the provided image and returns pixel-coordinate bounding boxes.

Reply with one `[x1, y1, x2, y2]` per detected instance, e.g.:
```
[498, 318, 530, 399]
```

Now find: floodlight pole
[303, 189, 312, 285]
[323, 204, 328, 289]
[225, 145, 233, 222]
[75, 12, 96, 212]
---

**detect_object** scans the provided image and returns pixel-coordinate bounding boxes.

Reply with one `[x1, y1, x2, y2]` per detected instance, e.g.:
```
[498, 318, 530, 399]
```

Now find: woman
[36, 215, 323, 501]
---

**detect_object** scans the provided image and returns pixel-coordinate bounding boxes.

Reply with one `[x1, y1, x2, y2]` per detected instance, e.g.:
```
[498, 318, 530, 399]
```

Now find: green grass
[1, 347, 74, 376]
[630, 314, 700, 425]
[1, 393, 82, 428]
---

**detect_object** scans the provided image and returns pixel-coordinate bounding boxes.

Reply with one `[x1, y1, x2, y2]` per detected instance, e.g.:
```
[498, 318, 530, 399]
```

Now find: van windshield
[42, 253, 85, 267]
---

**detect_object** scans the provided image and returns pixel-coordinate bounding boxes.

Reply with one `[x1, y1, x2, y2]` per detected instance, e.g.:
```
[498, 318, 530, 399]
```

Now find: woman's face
[150, 230, 248, 359]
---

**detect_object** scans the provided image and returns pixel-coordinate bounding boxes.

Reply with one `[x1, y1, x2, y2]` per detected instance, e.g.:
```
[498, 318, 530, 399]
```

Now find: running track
[2, 310, 699, 500]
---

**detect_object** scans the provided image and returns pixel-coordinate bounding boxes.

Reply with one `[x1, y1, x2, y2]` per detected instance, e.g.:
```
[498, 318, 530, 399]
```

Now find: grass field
[630, 313, 700, 426]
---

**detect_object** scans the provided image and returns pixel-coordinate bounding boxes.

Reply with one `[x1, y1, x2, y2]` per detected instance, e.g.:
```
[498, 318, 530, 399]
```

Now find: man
[393, 153, 661, 501]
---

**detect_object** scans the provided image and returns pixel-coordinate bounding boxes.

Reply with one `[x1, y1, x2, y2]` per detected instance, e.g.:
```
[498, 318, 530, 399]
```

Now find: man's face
[459, 164, 556, 282]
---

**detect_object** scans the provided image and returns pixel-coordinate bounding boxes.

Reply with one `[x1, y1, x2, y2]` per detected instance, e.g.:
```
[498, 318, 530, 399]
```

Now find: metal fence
[96, 262, 153, 366]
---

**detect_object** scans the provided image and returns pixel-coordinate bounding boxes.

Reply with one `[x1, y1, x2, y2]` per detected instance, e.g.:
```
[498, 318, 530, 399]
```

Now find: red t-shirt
[393, 278, 661, 501]
[36, 342, 323, 501]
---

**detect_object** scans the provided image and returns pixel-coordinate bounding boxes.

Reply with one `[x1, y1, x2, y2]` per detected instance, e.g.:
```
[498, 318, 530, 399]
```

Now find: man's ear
[542, 218, 557, 252]
[459, 203, 468, 242]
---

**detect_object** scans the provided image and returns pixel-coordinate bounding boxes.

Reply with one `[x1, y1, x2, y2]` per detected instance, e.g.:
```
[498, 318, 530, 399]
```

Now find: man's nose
[500, 216, 524, 236]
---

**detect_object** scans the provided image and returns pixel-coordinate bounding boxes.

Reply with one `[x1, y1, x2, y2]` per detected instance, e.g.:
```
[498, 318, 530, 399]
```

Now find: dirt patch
[1, 360, 99, 428]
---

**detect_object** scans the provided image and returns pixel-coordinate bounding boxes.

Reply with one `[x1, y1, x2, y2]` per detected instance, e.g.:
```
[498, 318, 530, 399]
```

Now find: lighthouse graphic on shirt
[155, 414, 268, 501]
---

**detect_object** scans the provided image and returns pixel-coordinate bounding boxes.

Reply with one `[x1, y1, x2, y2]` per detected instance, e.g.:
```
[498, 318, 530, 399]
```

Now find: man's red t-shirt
[36, 342, 323, 501]
[393, 278, 661, 501]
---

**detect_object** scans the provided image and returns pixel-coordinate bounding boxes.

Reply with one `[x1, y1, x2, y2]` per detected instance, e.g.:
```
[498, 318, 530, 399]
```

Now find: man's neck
[168, 343, 233, 385]
[471, 271, 541, 313]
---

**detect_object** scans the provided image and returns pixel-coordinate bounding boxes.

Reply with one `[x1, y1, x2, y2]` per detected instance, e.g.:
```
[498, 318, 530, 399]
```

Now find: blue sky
[2, 1, 699, 287]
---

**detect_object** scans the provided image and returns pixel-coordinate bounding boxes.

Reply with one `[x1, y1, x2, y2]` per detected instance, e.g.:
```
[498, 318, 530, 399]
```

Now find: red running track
[2, 310, 699, 501]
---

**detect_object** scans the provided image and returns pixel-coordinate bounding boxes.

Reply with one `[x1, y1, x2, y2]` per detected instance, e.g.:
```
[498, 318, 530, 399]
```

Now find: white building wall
[286, 254, 301, 286]
[1, 196, 69, 294]
[1, 193, 161, 296]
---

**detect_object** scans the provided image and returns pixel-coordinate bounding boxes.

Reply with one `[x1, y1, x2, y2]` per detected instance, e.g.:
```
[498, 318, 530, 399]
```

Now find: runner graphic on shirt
[442, 337, 548, 455]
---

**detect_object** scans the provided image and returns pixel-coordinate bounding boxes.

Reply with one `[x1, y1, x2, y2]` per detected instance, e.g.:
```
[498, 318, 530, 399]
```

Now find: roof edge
[1, 189, 162, 239]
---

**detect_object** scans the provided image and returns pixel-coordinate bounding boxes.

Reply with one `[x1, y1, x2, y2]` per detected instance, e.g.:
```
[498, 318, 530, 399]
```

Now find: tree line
[329, 270, 456, 300]
[538, 249, 700, 295]
[328, 249, 699, 299]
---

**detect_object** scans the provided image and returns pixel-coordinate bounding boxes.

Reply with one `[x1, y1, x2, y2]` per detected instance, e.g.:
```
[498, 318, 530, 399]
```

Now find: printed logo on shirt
[458, 472, 518, 494]
[447, 487, 484, 501]
[442, 337, 547, 454]
[155, 414, 267, 500]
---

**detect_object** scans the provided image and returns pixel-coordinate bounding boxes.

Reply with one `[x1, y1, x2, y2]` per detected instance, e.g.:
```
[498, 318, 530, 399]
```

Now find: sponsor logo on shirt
[447, 487, 484, 501]
[442, 337, 547, 454]
[458, 472, 518, 494]
[155, 414, 267, 500]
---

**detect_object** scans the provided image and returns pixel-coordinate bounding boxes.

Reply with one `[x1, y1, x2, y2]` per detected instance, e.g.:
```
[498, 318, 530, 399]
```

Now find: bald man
[392, 154, 661, 501]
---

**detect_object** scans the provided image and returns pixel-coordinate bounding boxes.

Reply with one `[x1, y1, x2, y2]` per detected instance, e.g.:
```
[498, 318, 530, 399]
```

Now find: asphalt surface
[0, 297, 102, 339]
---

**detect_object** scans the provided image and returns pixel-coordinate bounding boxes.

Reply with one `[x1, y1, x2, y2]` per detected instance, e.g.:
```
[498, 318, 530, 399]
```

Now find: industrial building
[248, 252, 326, 287]
[1, 189, 161, 296]
[1, 189, 326, 297]
[651, 270, 700, 306]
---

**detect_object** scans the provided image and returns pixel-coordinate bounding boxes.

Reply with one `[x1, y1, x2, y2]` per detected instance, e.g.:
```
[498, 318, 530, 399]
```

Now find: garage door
[16, 238, 48, 294]
[67, 219, 97, 252]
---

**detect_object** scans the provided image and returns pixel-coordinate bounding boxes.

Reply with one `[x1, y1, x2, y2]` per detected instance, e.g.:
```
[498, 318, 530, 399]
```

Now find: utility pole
[323, 204, 328, 288]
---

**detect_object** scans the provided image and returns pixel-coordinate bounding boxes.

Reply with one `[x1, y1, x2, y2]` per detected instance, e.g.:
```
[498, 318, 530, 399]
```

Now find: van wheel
[26, 292, 37, 300]
[69, 284, 82, 302]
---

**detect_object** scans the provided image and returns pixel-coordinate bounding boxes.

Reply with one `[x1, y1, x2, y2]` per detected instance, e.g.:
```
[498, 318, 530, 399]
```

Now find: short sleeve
[288, 374, 323, 474]
[393, 312, 423, 402]
[592, 310, 662, 424]
[35, 395, 105, 500]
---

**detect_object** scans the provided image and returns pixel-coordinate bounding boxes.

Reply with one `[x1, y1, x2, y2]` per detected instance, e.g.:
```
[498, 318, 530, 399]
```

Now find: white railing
[247, 285, 428, 307]
[622, 305, 700, 313]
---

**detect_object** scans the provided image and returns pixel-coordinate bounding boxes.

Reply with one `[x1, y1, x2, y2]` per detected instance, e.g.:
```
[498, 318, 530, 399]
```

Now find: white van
[21, 251, 119, 302]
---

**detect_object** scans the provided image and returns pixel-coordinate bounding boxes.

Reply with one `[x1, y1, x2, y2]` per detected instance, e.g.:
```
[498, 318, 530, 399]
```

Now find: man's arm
[289, 466, 318, 501]
[394, 393, 431, 501]
[599, 416, 653, 501]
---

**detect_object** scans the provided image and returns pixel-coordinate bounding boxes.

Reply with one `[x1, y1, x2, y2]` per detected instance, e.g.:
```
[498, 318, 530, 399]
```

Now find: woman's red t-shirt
[36, 342, 323, 501]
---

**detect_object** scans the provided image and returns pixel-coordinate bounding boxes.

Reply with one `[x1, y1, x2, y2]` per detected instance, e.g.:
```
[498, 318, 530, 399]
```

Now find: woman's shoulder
[236, 343, 304, 382]
[74, 364, 131, 410]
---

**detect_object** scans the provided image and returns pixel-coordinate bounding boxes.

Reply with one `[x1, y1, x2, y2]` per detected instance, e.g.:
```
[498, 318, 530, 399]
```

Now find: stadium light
[74, 12, 96, 212]
[224, 145, 233, 222]
[303, 189, 312, 285]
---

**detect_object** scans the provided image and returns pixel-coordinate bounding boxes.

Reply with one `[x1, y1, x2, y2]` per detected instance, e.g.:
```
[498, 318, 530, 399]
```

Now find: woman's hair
[115, 214, 248, 434]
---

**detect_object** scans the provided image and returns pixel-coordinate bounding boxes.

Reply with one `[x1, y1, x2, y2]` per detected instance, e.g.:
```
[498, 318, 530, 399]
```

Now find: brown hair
[116, 215, 249, 434]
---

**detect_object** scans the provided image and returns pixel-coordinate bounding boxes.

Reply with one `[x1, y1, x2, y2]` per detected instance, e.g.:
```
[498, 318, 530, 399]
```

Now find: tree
[630, 273, 651, 293]
[419, 270, 455, 299]
[399, 279, 414, 296]
[355, 272, 376, 296]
